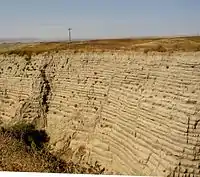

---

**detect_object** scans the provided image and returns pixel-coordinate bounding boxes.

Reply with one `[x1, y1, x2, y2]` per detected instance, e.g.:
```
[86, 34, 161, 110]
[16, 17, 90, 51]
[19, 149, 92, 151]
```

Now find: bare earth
[0, 36, 200, 176]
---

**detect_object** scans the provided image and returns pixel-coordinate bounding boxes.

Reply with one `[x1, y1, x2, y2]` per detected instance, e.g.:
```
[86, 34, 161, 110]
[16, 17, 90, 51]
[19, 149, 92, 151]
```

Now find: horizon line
[0, 34, 199, 44]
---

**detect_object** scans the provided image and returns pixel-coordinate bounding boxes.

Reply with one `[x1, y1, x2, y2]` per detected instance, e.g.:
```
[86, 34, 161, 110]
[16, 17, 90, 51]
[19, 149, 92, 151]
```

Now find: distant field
[0, 36, 200, 56]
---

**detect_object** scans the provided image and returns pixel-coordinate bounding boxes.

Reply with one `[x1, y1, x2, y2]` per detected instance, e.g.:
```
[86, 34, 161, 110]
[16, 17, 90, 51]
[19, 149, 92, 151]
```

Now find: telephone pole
[68, 28, 72, 43]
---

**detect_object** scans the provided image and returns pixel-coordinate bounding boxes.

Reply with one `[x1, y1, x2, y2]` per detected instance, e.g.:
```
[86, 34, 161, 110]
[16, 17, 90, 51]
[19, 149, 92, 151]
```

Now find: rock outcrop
[0, 51, 200, 176]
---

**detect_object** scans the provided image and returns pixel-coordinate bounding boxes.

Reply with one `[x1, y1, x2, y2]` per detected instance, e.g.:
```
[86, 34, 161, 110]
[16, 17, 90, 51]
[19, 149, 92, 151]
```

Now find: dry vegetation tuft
[0, 122, 105, 174]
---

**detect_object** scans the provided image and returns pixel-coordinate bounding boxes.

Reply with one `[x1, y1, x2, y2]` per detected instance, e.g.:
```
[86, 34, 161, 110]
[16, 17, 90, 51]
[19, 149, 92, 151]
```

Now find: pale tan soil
[0, 37, 200, 176]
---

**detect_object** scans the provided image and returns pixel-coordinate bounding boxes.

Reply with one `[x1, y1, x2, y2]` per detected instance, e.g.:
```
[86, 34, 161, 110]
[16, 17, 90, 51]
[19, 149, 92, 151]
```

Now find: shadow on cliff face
[0, 122, 105, 174]
[0, 122, 50, 151]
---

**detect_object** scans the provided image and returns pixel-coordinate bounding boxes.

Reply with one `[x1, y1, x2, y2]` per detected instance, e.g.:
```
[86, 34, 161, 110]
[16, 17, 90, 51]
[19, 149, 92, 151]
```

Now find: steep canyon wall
[0, 51, 200, 176]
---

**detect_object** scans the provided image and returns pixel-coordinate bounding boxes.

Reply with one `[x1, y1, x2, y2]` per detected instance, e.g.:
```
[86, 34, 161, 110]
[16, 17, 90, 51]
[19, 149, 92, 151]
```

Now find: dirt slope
[0, 50, 200, 176]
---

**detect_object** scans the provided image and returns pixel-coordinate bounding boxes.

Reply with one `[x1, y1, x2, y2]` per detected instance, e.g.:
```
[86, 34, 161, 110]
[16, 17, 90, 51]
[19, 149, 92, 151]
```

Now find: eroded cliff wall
[0, 51, 200, 176]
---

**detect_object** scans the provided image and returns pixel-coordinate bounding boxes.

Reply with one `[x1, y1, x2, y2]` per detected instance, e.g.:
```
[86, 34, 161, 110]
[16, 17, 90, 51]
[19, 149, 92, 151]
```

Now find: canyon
[0, 39, 200, 176]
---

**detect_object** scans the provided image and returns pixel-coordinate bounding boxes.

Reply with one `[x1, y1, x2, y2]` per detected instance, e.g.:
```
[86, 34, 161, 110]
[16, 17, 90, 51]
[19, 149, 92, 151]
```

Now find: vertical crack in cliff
[12, 56, 55, 129]
[186, 116, 190, 144]
[38, 63, 51, 128]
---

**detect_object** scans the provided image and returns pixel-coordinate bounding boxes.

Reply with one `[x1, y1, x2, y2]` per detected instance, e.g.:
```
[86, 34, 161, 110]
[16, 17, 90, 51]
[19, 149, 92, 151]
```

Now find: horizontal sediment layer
[0, 51, 200, 176]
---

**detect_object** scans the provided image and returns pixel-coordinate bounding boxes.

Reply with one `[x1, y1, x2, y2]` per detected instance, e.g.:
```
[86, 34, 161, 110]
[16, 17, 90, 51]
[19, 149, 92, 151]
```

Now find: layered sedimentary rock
[0, 51, 200, 176]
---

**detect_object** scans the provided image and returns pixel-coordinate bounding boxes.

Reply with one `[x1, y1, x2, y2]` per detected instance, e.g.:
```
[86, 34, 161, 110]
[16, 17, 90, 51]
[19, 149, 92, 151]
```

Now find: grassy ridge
[0, 36, 200, 56]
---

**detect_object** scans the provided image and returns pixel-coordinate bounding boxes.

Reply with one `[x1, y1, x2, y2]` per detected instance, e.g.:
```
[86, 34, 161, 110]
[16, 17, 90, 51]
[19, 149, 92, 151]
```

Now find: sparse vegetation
[0, 36, 200, 56]
[144, 44, 167, 53]
[0, 121, 105, 174]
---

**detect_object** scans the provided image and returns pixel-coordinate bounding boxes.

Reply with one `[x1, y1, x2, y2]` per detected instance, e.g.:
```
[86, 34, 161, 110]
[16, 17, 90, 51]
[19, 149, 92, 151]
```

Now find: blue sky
[0, 0, 199, 39]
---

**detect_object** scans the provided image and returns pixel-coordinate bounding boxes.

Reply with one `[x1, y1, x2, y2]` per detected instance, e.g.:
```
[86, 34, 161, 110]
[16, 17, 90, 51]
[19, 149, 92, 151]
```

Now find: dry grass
[0, 122, 105, 174]
[0, 36, 200, 56]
